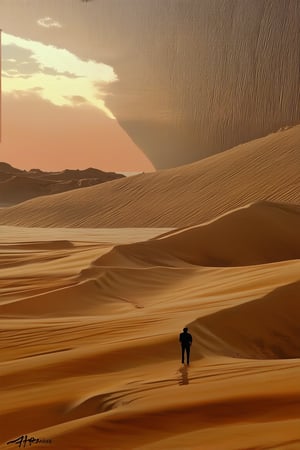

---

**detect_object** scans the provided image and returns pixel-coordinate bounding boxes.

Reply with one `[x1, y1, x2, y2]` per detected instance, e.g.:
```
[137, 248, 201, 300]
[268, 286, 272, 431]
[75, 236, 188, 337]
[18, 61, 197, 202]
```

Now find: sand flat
[1, 206, 300, 449]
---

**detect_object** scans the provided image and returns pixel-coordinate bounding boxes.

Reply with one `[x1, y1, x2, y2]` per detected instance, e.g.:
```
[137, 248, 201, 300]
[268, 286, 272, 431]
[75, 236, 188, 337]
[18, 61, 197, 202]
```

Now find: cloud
[67, 95, 88, 105]
[2, 33, 118, 119]
[3, 44, 33, 61]
[2, 34, 117, 82]
[2, 45, 40, 77]
[2, 44, 80, 79]
[37, 17, 62, 28]
[40, 66, 80, 78]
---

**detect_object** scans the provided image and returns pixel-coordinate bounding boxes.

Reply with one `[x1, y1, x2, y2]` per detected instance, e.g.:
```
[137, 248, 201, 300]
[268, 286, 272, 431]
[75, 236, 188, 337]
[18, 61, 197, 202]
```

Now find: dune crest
[0, 124, 299, 227]
[1, 223, 300, 448]
[97, 201, 300, 267]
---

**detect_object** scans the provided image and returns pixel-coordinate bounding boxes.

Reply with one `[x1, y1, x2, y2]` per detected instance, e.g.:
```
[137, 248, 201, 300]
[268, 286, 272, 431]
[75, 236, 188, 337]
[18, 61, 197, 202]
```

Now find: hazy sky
[0, 15, 154, 172]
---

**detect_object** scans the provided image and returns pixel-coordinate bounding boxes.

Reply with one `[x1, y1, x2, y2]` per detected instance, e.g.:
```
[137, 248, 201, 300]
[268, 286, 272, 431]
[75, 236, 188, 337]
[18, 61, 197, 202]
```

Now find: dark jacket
[179, 332, 192, 346]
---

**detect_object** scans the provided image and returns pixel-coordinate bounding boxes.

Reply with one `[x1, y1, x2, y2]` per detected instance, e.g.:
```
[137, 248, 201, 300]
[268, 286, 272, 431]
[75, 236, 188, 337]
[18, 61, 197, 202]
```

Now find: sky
[1, 1, 299, 172]
[0, 24, 154, 172]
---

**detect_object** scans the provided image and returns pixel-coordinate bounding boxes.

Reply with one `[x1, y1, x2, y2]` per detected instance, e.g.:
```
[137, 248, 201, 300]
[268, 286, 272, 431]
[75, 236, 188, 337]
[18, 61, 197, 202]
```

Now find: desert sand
[2, 2, 300, 446]
[1, 198, 300, 449]
[0, 124, 299, 227]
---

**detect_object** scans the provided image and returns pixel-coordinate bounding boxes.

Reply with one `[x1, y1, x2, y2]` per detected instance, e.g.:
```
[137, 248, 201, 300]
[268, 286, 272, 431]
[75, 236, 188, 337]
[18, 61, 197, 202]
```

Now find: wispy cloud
[66, 95, 88, 105]
[37, 17, 62, 28]
[2, 33, 118, 119]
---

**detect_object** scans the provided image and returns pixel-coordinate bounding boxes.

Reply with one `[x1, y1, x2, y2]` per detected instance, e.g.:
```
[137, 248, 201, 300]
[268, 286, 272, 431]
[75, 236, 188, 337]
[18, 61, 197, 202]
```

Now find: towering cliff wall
[1, 0, 300, 168]
[105, 0, 300, 167]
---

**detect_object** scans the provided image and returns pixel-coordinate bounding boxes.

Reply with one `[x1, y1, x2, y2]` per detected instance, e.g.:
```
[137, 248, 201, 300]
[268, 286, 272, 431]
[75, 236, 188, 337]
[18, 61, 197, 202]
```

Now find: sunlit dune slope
[1, 223, 300, 449]
[0, 125, 299, 227]
[1, 201, 295, 319]
[87, 201, 300, 267]
[0, 227, 166, 318]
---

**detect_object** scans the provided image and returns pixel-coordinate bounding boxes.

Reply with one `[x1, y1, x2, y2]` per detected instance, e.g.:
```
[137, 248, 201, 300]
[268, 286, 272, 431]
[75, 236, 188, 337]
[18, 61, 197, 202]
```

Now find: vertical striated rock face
[1, 0, 300, 168]
[105, 0, 300, 168]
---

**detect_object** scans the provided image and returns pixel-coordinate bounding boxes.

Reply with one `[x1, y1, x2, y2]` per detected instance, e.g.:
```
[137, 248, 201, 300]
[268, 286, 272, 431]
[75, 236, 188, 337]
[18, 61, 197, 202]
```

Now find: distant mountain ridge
[0, 162, 124, 206]
[0, 162, 23, 174]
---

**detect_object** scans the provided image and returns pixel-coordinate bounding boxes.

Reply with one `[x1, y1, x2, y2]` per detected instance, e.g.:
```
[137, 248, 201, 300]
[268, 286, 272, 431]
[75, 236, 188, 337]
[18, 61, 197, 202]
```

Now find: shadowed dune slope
[96, 201, 300, 267]
[189, 281, 300, 360]
[0, 279, 133, 318]
[0, 125, 299, 227]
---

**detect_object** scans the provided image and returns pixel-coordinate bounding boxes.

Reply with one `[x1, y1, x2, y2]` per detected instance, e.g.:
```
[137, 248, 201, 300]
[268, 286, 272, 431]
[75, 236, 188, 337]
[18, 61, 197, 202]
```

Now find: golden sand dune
[97, 201, 300, 267]
[0, 125, 299, 227]
[1, 215, 300, 448]
[2, 201, 299, 318]
[0, 227, 165, 317]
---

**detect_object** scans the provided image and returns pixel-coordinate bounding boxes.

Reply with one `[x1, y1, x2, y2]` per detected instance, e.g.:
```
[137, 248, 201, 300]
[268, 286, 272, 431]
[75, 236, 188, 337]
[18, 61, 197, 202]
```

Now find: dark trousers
[181, 344, 190, 364]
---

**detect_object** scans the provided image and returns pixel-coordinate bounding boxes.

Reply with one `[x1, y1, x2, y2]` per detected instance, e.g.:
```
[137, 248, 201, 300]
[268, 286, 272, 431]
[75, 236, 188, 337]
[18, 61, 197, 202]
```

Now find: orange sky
[0, 92, 154, 172]
[0, 31, 154, 172]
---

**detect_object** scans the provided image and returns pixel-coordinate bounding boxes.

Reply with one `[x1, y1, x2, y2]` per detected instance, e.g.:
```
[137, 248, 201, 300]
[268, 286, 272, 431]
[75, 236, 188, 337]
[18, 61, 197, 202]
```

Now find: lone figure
[179, 327, 193, 365]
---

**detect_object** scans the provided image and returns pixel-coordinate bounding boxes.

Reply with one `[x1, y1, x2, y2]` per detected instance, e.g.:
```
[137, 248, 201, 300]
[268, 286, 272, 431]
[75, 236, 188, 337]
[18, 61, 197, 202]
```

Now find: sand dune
[0, 124, 299, 227]
[0, 202, 300, 450]
[97, 201, 300, 267]
[2, 2, 300, 446]
[190, 280, 300, 360]
[0, 227, 166, 317]
[1, 218, 300, 448]
[1, 194, 300, 448]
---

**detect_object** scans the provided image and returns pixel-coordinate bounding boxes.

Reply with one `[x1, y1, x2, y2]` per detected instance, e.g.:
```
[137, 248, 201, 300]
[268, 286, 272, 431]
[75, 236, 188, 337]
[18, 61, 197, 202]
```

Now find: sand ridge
[1, 199, 300, 448]
[0, 124, 299, 227]
[96, 201, 300, 268]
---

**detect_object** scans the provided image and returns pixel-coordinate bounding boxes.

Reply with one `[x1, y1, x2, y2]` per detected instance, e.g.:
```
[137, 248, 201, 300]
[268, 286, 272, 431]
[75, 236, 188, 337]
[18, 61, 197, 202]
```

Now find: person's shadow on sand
[178, 366, 189, 386]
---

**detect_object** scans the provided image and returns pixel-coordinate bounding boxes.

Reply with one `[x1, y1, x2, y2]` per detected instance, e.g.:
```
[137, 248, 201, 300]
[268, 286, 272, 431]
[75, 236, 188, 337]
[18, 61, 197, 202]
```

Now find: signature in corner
[6, 435, 52, 448]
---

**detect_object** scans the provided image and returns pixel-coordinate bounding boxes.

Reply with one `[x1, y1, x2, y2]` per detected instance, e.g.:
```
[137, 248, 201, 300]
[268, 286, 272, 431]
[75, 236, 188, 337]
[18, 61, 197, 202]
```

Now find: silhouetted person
[179, 327, 192, 365]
